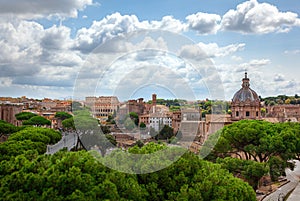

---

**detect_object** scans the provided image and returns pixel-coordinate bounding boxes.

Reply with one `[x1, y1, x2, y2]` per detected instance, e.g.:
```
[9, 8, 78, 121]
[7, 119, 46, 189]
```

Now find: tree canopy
[0, 143, 256, 201]
[15, 112, 37, 121]
[0, 120, 21, 135]
[203, 120, 300, 182]
[55, 112, 72, 120]
[22, 116, 51, 126]
[0, 127, 61, 161]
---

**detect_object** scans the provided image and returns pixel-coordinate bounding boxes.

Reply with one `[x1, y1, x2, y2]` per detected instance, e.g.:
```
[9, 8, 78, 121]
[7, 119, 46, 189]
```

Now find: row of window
[94, 109, 113, 112]
[150, 120, 172, 123]
[235, 111, 259, 117]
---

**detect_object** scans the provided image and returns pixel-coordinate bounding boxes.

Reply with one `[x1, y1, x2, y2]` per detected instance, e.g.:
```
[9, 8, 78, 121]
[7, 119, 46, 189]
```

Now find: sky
[0, 0, 300, 101]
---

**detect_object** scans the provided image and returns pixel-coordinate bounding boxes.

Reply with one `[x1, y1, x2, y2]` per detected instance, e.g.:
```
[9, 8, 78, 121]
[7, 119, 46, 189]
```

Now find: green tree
[139, 122, 146, 129]
[207, 120, 300, 182]
[129, 112, 139, 126]
[62, 117, 75, 130]
[23, 116, 51, 126]
[0, 120, 20, 135]
[55, 112, 72, 120]
[217, 157, 268, 190]
[15, 112, 37, 121]
[155, 125, 174, 140]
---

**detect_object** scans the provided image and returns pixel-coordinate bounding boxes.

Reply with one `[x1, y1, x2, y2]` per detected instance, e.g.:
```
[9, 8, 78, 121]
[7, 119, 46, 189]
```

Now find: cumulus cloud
[73, 13, 145, 53]
[0, 18, 85, 89]
[41, 25, 73, 50]
[73, 13, 186, 53]
[0, 0, 93, 19]
[239, 59, 271, 70]
[221, 0, 300, 34]
[178, 42, 245, 60]
[178, 44, 208, 61]
[185, 12, 221, 34]
[197, 42, 245, 57]
[0, 20, 43, 64]
[149, 16, 186, 33]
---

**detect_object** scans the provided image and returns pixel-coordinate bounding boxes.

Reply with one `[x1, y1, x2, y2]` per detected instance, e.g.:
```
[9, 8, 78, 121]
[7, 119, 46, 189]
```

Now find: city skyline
[1, 0, 300, 101]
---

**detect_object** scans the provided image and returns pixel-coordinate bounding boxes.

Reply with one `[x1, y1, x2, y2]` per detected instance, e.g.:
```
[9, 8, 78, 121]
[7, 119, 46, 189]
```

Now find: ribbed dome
[232, 88, 259, 102]
[232, 72, 260, 103]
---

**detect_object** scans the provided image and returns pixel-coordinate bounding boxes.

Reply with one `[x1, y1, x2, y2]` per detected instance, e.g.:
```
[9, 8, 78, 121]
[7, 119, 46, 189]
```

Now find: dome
[231, 72, 261, 121]
[232, 88, 259, 102]
[232, 72, 260, 103]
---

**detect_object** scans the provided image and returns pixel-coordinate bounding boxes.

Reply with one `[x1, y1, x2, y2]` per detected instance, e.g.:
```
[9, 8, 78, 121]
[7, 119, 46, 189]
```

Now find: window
[256, 111, 259, 116]
[236, 111, 239, 117]
[246, 111, 250, 117]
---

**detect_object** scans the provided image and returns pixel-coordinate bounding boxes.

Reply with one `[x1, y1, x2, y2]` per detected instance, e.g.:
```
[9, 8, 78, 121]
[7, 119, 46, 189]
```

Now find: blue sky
[0, 0, 300, 101]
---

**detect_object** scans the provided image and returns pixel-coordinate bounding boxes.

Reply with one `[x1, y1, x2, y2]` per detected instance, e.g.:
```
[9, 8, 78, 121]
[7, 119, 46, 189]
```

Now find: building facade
[231, 72, 261, 121]
[85, 96, 120, 120]
[0, 103, 23, 126]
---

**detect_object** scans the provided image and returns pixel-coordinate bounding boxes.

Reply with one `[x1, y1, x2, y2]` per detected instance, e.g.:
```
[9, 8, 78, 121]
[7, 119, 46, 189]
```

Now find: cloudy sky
[1, 0, 300, 101]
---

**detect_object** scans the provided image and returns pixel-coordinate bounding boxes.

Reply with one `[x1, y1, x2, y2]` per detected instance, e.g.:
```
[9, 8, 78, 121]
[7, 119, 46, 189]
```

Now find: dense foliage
[15, 112, 37, 121]
[0, 127, 61, 161]
[155, 125, 174, 140]
[0, 120, 21, 135]
[62, 109, 98, 130]
[217, 157, 268, 190]
[22, 116, 51, 126]
[203, 120, 300, 183]
[0, 143, 256, 201]
[262, 94, 300, 105]
[55, 112, 72, 120]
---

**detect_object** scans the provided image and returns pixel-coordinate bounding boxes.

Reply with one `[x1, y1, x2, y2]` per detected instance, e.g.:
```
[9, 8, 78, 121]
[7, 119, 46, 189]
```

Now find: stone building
[231, 72, 261, 121]
[149, 112, 172, 132]
[85, 96, 120, 121]
[265, 104, 300, 122]
[0, 103, 23, 126]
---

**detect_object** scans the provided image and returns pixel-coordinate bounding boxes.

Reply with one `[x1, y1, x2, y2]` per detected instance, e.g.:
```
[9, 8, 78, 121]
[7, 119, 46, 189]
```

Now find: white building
[149, 112, 172, 132]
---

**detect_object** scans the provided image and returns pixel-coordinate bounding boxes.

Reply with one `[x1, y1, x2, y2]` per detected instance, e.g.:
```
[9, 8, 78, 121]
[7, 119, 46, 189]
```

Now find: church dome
[231, 72, 261, 121]
[232, 88, 259, 102]
[232, 72, 260, 103]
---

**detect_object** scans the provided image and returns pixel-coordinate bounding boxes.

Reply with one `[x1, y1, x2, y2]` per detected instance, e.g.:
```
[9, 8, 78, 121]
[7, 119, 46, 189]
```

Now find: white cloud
[74, 13, 145, 53]
[178, 42, 245, 60]
[0, 20, 43, 69]
[74, 13, 186, 53]
[197, 42, 245, 57]
[284, 50, 300, 55]
[41, 25, 73, 50]
[149, 16, 186, 33]
[221, 0, 300, 34]
[239, 59, 271, 70]
[178, 44, 208, 61]
[185, 12, 221, 34]
[231, 55, 243, 61]
[0, 18, 84, 90]
[0, 0, 93, 19]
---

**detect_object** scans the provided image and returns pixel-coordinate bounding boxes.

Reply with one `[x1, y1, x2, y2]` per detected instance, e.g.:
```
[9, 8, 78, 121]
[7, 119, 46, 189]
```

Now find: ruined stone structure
[85, 96, 120, 120]
[0, 103, 23, 126]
